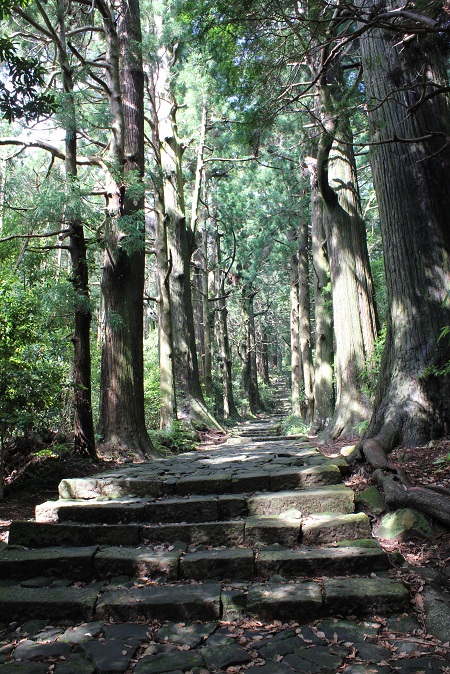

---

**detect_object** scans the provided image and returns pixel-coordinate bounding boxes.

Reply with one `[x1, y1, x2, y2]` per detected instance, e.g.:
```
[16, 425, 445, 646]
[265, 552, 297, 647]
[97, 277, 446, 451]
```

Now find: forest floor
[1, 431, 449, 574]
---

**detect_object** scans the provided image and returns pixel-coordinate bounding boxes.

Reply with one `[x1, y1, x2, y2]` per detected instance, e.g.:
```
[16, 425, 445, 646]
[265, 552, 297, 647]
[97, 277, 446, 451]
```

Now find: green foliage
[0, 36, 57, 122]
[353, 419, 370, 435]
[433, 452, 450, 466]
[0, 276, 71, 445]
[280, 415, 309, 436]
[150, 421, 198, 454]
[361, 324, 387, 397]
[143, 333, 161, 430]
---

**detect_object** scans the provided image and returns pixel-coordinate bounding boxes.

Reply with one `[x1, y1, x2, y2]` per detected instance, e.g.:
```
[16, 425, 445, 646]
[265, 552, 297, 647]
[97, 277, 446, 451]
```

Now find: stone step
[57, 458, 343, 500]
[0, 541, 388, 583]
[35, 485, 355, 525]
[9, 512, 371, 548]
[0, 577, 409, 623]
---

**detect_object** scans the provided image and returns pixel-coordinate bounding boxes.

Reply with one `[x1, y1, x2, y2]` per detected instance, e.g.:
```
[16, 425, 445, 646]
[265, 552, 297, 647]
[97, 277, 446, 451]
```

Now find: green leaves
[0, 35, 57, 123]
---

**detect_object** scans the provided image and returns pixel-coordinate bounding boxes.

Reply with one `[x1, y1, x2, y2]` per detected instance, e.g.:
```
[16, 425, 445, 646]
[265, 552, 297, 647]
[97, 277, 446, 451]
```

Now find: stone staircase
[0, 409, 409, 627]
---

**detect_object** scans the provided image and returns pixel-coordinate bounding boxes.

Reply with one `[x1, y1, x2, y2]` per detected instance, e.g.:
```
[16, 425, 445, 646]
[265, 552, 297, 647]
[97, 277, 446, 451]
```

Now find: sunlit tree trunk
[97, 0, 157, 455]
[242, 282, 262, 414]
[215, 225, 239, 418]
[359, 8, 450, 447]
[309, 173, 334, 433]
[152, 15, 221, 430]
[316, 82, 378, 439]
[289, 245, 302, 416]
[298, 220, 314, 422]
[57, 0, 96, 458]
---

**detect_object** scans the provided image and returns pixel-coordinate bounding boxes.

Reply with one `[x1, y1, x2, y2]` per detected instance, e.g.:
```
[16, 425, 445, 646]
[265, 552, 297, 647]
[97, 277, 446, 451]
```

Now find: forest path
[0, 393, 448, 672]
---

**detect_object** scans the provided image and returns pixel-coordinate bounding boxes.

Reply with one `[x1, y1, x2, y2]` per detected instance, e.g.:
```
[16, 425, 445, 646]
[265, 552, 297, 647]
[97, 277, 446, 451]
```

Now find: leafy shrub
[0, 277, 70, 447]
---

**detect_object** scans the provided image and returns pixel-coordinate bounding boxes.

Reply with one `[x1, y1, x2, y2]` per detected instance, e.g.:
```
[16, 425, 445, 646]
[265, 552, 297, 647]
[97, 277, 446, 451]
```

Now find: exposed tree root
[360, 423, 450, 529]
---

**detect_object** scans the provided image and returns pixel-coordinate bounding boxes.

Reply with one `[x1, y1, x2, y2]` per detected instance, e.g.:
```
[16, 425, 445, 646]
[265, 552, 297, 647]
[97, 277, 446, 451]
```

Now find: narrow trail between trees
[0, 385, 449, 673]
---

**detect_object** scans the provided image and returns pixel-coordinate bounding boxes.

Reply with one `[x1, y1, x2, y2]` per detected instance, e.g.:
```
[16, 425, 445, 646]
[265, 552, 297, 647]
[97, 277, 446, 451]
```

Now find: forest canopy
[0, 0, 449, 522]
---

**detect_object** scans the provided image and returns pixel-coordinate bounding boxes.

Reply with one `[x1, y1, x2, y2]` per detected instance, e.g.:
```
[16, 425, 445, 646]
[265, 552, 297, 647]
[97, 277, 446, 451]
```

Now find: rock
[422, 586, 450, 642]
[376, 509, 433, 540]
[54, 653, 96, 674]
[356, 486, 386, 515]
[156, 622, 216, 648]
[12, 639, 71, 660]
[133, 650, 204, 674]
[200, 643, 252, 669]
[81, 637, 140, 673]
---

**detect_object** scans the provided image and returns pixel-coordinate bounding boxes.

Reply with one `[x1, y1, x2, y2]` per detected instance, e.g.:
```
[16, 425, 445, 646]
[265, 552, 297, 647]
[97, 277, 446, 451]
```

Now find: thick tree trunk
[309, 174, 334, 433]
[57, 0, 96, 458]
[289, 247, 302, 417]
[152, 19, 221, 430]
[146, 22, 177, 430]
[359, 3, 450, 448]
[298, 220, 314, 422]
[97, 0, 157, 456]
[316, 98, 378, 440]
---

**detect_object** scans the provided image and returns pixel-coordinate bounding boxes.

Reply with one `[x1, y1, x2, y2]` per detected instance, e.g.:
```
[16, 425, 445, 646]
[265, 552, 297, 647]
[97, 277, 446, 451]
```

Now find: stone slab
[8, 521, 140, 548]
[231, 471, 271, 493]
[35, 499, 149, 524]
[269, 464, 341, 491]
[94, 547, 181, 579]
[59, 477, 165, 500]
[141, 520, 245, 546]
[301, 513, 372, 545]
[246, 581, 323, 621]
[80, 638, 140, 673]
[174, 472, 233, 495]
[323, 577, 410, 615]
[0, 586, 98, 622]
[133, 651, 205, 674]
[155, 622, 217, 647]
[257, 546, 389, 578]
[245, 516, 301, 546]
[247, 486, 354, 517]
[180, 548, 255, 580]
[217, 495, 248, 519]
[0, 546, 97, 581]
[144, 495, 219, 524]
[95, 583, 222, 621]
[200, 643, 253, 669]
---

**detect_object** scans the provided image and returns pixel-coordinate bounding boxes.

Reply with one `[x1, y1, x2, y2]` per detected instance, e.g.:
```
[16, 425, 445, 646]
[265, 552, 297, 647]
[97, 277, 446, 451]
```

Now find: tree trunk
[289, 246, 302, 417]
[57, 0, 96, 459]
[97, 0, 157, 456]
[242, 283, 262, 414]
[358, 5, 450, 448]
[316, 92, 378, 439]
[201, 197, 213, 399]
[152, 17, 221, 430]
[298, 220, 314, 422]
[215, 228, 239, 419]
[309, 173, 334, 433]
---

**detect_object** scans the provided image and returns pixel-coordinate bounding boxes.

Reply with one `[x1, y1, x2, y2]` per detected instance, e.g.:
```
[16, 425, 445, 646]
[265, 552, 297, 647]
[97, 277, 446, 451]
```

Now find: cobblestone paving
[1, 414, 449, 672]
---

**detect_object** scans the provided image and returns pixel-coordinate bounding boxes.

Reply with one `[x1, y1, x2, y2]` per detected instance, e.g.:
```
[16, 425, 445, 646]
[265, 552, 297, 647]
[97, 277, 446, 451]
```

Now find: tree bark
[57, 0, 96, 458]
[242, 282, 262, 414]
[289, 245, 302, 417]
[215, 227, 239, 419]
[97, 0, 157, 456]
[298, 220, 314, 422]
[358, 1, 450, 449]
[316, 87, 378, 439]
[309, 170, 334, 433]
[151, 15, 221, 430]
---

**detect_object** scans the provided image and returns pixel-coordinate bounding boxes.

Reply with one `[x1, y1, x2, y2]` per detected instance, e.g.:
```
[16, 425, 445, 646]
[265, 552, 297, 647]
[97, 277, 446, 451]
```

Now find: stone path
[1, 400, 449, 672]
